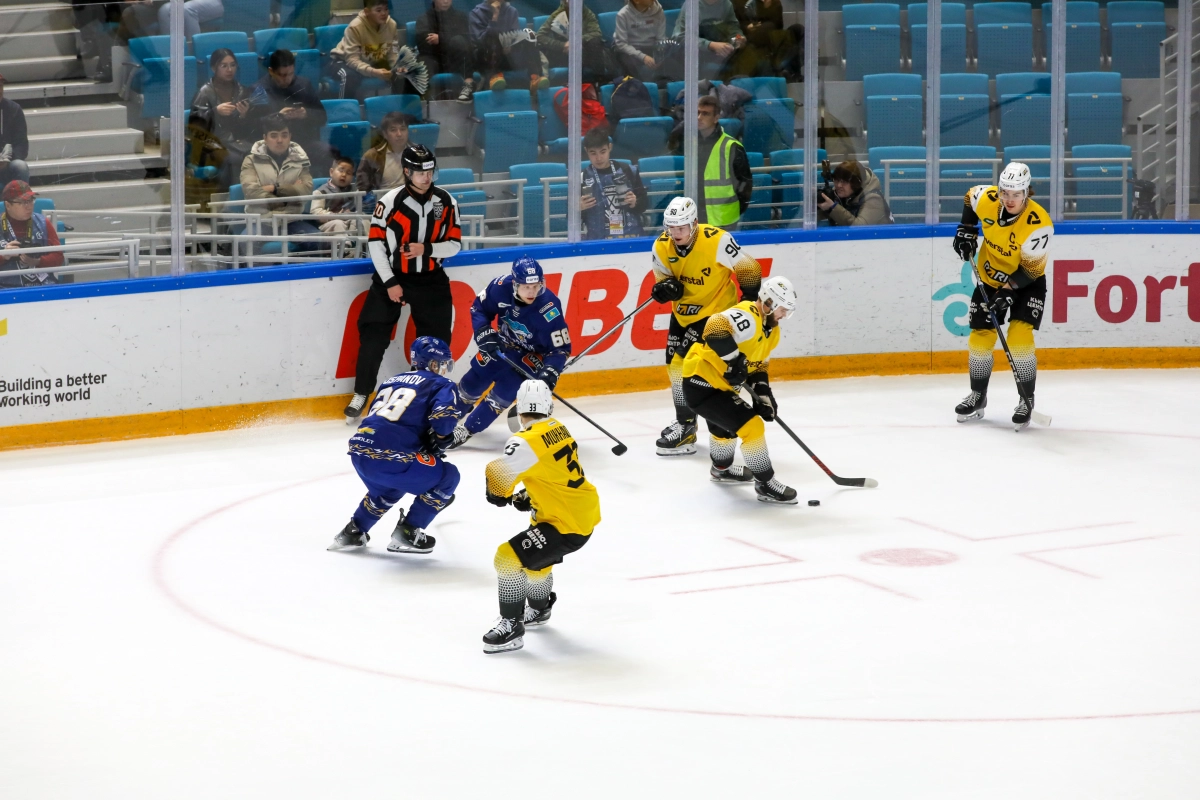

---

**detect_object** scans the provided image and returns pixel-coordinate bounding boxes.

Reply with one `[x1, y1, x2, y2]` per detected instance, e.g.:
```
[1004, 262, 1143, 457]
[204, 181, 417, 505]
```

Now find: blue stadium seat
[741, 172, 774, 226]
[128, 36, 172, 66]
[941, 90, 990, 147]
[997, 73, 1050, 149]
[940, 73, 989, 95]
[321, 98, 362, 124]
[720, 118, 743, 139]
[409, 123, 440, 150]
[1106, 0, 1165, 23]
[600, 81, 660, 115]
[864, 73, 921, 97]
[865, 94, 923, 149]
[479, 110, 540, 173]
[532, 15, 549, 32]
[293, 48, 321, 87]
[510, 163, 568, 238]
[253, 28, 310, 62]
[437, 167, 487, 218]
[742, 98, 796, 154]
[589, 0, 626, 12]
[1109, 20, 1166, 78]
[405, 20, 417, 48]
[1043, 1, 1100, 22]
[844, 24, 903, 81]
[1071, 143, 1133, 217]
[1066, 72, 1123, 148]
[1044, 22, 1102, 73]
[976, 23, 1035, 75]
[548, 67, 568, 86]
[597, 11, 618, 42]
[769, 148, 827, 220]
[639, 155, 684, 211]
[665, 8, 680, 34]
[223, 0, 271, 34]
[141, 56, 197, 120]
[438, 167, 475, 186]
[431, 72, 466, 99]
[842, 3, 900, 25]
[279, 0, 331, 30]
[1066, 71, 1121, 94]
[912, 24, 968, 76]
[322, 120, 372, 165]
[314, 24, 348, 54]
[940, 145, 998, 217]
[1003, 144, 1051, 197]
[972, 2, 1032, 25]
[907, 3, 966, 25]
[729, 77, 786, 100]
[365, 94, 423, 126]
[613, 116, 674, 162]
[995, 72, 1051, 96]
[869, 146, 927, 222]
[193, 32, 250, 68]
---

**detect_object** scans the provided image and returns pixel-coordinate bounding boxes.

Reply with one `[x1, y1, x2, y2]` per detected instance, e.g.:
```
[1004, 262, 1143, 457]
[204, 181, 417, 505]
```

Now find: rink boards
[1, 225, 1199, 448]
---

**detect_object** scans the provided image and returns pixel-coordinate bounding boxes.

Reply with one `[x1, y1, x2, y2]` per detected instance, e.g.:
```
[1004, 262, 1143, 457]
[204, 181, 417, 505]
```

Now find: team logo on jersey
[431, 198, 444, 217]
[701, 267, 711, 276]
[680, 274, 704, 285]
[703, 227, 719, 238]
[1027, 211, 1041, 224]
[505, 318, 533, 340]
[543, 308, 560, 322]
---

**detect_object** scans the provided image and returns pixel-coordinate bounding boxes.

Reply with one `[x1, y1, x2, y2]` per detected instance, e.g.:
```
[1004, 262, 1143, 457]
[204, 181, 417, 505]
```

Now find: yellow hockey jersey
[966, 185, 1054, 289]
[651, 224, 762, 326]
[681, 300, 780, 391]
[485, 417, 601, 536]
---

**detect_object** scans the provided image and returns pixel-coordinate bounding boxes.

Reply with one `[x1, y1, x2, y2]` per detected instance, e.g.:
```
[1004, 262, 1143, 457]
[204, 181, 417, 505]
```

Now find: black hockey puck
[808, 499, 820, 507]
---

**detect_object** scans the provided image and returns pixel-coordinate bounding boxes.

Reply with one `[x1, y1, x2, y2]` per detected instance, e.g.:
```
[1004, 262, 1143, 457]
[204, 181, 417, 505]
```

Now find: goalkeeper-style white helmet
[998, 162, 1032, 194]
[760, 275, 797, 320]
[515, 379, 554, 421]
[663, 196, 698, 228]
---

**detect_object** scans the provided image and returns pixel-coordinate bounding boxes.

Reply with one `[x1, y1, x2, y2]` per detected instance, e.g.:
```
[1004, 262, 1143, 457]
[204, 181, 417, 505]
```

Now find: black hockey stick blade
[774, 414, 878, 488]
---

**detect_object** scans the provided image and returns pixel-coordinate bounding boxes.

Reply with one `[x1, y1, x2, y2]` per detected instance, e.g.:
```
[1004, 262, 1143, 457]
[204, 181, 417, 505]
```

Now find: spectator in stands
[817, 160, 893, 226]
[190, 49, 254, 190]
[730, 0, 802, 80]
[70, 0, 121, 80]
[416, 0, 476, 103]
[692, 95, 751, 227]
[537, 0, 614, 84]
[332, 0, 429, 99]
[240, 114, 320, 252]
[155, 0, 224, 38]
[614, 0, 666, 82]
[248, 50, 329, 172]
[115, 0, 164, 43]
[668, 77, 750, 152]
[0, 76, 30, 188]
[580, 128, 647, 240]
[671, 0, 745, 79]
[312, 156, 359, 235]
[468, 0, 546, 96]
[0, 181, 62, 288]
[357, 112, 419, 204]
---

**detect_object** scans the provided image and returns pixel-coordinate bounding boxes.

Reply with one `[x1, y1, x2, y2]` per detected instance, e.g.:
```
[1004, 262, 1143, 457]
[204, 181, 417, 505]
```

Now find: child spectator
[580, 128, 647, 239]
[416, 0, 476, 102]
[468, 0, 545, 96]
[614, 0, 666, 81]
[536, 0, 614, 83]
[312, 156, 359, 234]
[332, 0, 428, 98]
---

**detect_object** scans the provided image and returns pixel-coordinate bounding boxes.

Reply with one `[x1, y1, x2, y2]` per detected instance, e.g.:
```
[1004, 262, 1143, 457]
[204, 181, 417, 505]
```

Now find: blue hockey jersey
[348, 369, 460, 461]
[471, 276, 572, 372]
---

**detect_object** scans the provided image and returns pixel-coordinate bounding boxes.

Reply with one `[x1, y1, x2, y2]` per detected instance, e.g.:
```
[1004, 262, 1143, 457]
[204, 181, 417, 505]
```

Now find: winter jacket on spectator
[240, 140, 314, 216]
[415, 2, 471, 57]
[673, 0, 741, 50]
[614, 0, 665, 63]
[537, 0, 603, 51]
[310, 179, 357, 216]
[0, 96, 29, 162]
[468, 0, 522, 42]
[822, 166, 893, 226]
[332, 8, 401, 77]
[0, 210, 62, 288]
[246, 74, 327, 155]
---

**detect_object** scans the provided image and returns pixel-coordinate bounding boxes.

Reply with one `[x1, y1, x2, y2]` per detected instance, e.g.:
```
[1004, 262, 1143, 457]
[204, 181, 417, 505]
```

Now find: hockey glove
[985, 290, 1014, 317]
[474, 327, 501, 359]
[486, 490, 512, 507]
[953, 224, 978, 262]
[749, 378, 776, 421]
[511, 489, 532, 512]
[422, 427, 451, 457]
[725, 353, 749, 388]
[651, 276, 685, 304]
[536, 365, 560, 390]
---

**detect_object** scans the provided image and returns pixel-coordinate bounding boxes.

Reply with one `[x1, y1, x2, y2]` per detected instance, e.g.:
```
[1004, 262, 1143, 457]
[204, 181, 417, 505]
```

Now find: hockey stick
[498, 351, 628, 456]
[966, 258, 1052, 428]
[506, 296, 656, 431]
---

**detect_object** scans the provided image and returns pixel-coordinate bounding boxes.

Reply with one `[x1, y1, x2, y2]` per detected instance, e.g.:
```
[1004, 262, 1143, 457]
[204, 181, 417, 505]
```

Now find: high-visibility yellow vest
[703, 132, 742, 227]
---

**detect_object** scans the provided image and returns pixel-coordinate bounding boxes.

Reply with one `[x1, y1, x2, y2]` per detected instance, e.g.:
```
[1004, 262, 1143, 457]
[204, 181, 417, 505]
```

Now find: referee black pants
[354, 270, 453, 396]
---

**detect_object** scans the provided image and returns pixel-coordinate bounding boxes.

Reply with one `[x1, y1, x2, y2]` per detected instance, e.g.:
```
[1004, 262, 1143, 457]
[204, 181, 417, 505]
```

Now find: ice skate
[656, 419, 697, 456]
[482, 617, 525, 653]
[445, 424, 472, 450]
[955, 391, 987, 422]
[523, 592, 556, 626]
[710, 464, 753, 483]
[388, 520, 435, 554]
[327, 519, 369, 551]
[755, 478, 799, 504]
[344, 393, 368, 424]
[1012, 395, 1034, 431]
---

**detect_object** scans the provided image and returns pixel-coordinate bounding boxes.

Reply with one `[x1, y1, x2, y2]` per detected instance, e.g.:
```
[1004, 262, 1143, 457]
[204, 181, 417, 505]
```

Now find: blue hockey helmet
[511, 255, 545, 299]
[409, 336, 454, 375]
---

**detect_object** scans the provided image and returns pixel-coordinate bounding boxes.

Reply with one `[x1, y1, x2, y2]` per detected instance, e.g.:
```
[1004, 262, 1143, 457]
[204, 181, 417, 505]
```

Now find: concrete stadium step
[27, 152, 166, 179]
[1, 78, 116, 102]
[35, 179, 171, 212]
[0, 54, 85, 83]
[0, 29, 76, 58]
[0, 3, 74, 34]
[23, 104, 127, 136]
[28, 128, 144, 161]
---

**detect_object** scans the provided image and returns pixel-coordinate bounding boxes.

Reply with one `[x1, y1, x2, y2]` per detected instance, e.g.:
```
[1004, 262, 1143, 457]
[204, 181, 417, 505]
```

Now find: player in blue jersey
[328, 336, 462, 555]
[449, 256, 572, 448]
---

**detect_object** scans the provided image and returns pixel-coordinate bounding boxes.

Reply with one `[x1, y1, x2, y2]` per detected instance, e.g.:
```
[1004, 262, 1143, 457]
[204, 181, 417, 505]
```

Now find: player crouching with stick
[481, 379, 601, 654]
[681, 276, 801, 504]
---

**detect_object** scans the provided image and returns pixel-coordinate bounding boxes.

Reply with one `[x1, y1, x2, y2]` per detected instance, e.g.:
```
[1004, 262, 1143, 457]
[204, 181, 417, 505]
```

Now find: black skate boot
[656, 419, 698, 456]
[955, 391, 987, 422]
[327, 519, 369, 551]
[482, 616, 525, 653]
[523, 592, 557, 626]
[1012, 394, 1035, 431]
[755, 478, 799, 504]
[388, 520, 436, 554]
[445, 424, 472, 450]
[710, 464, 753, 483]
[344, 393, 368, 424]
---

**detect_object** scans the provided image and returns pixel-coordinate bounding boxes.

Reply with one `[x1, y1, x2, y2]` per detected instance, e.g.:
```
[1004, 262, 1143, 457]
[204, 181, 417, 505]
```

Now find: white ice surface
[1, 370, 1198, 799]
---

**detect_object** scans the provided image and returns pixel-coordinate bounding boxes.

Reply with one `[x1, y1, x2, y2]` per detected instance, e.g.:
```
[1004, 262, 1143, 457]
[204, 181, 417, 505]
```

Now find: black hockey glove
[511, 489, 532, 512]
[474, 327, 501, 359]
[651, 276, 685, 304]
[486, 490, 511, 507]
[536, 365, 560, 389]
[422, 427, 451, 457]
[985, 290, 1014, 317]
[749, 378, 776, 421]
[952, 224, 978, 261]
[725, 353, 749, 388]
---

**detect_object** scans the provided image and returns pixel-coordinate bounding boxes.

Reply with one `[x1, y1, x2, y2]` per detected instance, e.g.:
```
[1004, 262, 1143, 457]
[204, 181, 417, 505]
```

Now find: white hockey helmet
[663, 196, 699, 229]
[760, 275, 797, 320]
[515, 379, 554, 421]
[998, 162, 1032, 195]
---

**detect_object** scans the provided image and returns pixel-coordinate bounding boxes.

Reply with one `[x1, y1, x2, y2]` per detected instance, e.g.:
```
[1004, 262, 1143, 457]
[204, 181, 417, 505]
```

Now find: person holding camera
[816, 160, 892, 226]
[580, 128, 647, 239]
[0, 181, 63, 289]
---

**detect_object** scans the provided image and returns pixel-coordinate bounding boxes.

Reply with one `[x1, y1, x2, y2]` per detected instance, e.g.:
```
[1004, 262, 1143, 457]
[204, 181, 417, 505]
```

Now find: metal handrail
[1, 238, 142, 279]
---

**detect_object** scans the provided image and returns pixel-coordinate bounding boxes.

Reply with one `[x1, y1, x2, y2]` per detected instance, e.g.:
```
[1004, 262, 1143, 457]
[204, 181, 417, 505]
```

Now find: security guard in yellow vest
[649, 196, 762, 455]
[951, 162, 1054, 430]
[696, 96, 753, 226]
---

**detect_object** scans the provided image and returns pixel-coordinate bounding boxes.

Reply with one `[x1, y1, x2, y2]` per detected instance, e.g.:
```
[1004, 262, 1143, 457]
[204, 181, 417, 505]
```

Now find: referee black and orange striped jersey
[367, 184, 462, 284]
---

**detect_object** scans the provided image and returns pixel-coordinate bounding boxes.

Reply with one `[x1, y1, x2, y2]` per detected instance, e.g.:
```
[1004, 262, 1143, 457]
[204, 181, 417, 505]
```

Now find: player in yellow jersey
[951, 162, 1054, 429]
[480, 379, 601, 654]
[649, 196, 763, 456]
[681, 276, 800, 504]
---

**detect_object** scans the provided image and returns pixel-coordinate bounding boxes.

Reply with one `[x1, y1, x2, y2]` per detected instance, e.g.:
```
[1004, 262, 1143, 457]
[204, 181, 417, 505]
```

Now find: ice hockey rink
[2, 369, 1198, 799]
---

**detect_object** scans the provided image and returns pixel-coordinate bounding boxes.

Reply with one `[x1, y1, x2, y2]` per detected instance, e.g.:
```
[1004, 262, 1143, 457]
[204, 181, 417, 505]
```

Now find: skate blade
[344, 415, 362, 426]
[1013, 420, 1031, 432]
[387, 542, 433, 554]
[483, 637, 524, 654]
[956, 410, 985, 423]
[327, 540, 365, 552]
[710, 474, 752, 483]
[656, 444, 698, 456]
[756, 494, 799, 505]
[525, 615, 551, 627]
